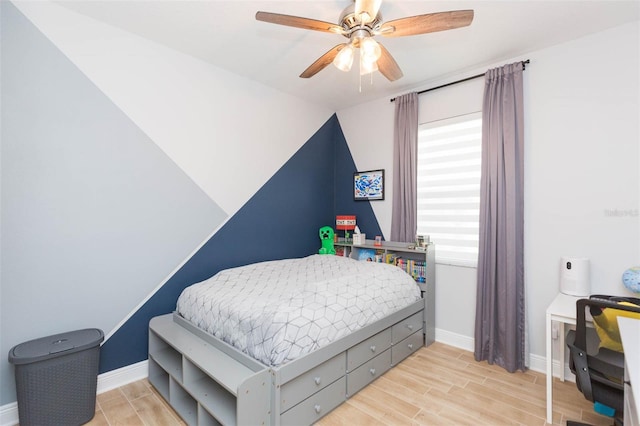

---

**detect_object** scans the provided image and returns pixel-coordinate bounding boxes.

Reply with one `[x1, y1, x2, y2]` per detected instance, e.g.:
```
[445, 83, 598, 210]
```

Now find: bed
[148, 253, 435, 425]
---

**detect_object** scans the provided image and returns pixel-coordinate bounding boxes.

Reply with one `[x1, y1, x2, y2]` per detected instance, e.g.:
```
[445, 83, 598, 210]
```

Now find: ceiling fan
[255, 0, 473, 81]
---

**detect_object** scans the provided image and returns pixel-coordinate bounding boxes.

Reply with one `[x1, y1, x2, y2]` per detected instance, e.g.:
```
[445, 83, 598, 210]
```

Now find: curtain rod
[390, 59, 530, 102]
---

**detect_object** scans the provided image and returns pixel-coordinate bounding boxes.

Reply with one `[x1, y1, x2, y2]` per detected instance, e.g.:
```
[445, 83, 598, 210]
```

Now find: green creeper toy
[318, 226, 336, 255]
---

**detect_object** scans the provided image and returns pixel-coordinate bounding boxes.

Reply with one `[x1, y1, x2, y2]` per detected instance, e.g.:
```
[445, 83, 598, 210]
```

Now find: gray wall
[1, 2, 226, 404]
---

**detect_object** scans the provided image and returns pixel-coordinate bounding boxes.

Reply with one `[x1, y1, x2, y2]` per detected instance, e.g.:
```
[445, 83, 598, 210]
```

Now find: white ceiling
[56, 0, 640, 111]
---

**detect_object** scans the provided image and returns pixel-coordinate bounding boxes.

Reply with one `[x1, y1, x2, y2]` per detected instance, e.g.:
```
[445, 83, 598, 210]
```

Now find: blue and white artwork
[354, 170, 384, 201]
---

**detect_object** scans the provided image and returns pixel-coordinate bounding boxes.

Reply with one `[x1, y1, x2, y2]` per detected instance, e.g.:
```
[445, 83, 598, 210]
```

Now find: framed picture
[354, 169, 384, 201]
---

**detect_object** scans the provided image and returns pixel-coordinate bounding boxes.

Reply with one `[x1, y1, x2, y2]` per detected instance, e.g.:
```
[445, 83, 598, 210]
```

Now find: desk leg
[559, 322, 565, 382]
[546, 313, 553, 424]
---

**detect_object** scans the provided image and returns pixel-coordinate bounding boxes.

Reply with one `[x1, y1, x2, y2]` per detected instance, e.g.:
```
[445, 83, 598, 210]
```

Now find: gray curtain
[390, 92, 418, 243]
[474, 62, 525, 373]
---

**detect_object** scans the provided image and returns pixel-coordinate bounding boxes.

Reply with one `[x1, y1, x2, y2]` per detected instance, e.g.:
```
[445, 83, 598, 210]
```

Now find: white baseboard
[434, 328, 575, 380]
[528, 352, 574, 380]
[0, 360, 149, 426]
[96, 359, 149, 394]
[0, 404, 17, 426]
[435, 327, 475, 352]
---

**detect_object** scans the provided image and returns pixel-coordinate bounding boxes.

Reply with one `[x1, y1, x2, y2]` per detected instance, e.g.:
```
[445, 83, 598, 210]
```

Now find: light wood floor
[86, 343, 614, 426]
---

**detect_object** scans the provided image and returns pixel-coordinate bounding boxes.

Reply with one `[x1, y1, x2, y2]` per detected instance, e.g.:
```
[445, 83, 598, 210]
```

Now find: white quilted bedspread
[176, 254, 421, 367]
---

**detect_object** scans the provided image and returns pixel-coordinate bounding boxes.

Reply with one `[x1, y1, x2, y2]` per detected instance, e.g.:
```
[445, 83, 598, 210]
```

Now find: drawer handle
[408, 343, 414, 349]
[369, 368, 376, 376]
[314, 404, 321, 414]
[314, 376, 321, 386]
[370, 345, 376, 352]
[407, 324, 414, 330]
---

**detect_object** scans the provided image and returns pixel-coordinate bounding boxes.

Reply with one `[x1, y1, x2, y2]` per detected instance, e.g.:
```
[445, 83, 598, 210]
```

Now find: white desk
[619, 316, 639, 426]
[546, 293, 582, 424]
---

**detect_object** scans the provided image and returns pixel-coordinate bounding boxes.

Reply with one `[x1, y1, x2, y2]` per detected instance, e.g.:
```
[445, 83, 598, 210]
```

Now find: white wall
[524, 20, 639, 361]
[338, 21, 640, 366]
[13, 1, 333, 218]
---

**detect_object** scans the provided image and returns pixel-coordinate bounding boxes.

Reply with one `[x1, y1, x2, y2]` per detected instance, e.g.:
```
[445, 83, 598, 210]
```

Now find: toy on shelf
[318, 226, 336, 255]
[336, 215, 356, 243]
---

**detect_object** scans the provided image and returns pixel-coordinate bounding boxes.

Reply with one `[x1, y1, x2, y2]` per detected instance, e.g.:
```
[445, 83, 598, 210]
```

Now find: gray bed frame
[148, 281, 434, 426]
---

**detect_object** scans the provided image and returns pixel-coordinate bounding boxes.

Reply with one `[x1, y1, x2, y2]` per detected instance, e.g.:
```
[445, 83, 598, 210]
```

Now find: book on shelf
[394, 258, 427, 282]
[385, 253, 398, 264]
[356, 248, 377, 262]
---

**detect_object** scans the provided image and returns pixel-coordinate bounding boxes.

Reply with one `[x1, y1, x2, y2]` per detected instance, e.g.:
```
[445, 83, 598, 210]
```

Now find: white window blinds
[417, 112, 482, 267]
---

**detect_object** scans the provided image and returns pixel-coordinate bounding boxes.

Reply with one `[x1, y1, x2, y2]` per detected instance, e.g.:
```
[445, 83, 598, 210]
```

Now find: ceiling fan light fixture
[333, 43, 355, 72]
[359, 50, 379, 75]
[360, 37, 382, 63]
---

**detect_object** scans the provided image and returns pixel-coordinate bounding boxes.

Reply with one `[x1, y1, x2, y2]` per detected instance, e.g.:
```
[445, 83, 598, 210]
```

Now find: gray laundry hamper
[8, 328, 104, 426]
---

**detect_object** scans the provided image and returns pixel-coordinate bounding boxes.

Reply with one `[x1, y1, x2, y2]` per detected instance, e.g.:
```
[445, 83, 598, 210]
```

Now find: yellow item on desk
[592, 301, 640, 352]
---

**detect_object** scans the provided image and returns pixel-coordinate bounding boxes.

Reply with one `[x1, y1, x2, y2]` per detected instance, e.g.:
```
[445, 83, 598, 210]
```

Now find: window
[417, 112, 482, 267]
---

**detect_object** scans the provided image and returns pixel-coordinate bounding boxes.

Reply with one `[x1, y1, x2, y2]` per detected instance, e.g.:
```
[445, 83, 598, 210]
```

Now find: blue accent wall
[100, 114, 380, 371]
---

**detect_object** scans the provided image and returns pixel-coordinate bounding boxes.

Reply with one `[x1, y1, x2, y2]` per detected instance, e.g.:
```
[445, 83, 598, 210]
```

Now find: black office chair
[565, 295, 640, 426]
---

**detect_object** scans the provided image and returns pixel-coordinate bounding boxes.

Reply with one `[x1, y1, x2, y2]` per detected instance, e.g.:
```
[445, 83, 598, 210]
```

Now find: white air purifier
[560, 257, 590, 296]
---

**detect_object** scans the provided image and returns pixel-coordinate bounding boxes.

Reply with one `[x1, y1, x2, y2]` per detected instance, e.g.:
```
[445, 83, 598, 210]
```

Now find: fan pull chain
[358, 66, 375, 93]
[359, 56, 362, 92]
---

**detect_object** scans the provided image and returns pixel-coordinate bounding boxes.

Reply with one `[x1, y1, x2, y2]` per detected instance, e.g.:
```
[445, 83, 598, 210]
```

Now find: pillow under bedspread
[176, 254, 421, 367]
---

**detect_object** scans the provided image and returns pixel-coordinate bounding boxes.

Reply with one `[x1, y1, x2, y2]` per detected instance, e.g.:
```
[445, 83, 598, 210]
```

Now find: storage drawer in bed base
[347, 328, 391, 371]
[392, 311, 423, 344]
[391, 330, 423, 365]
[280, 352, 345, 413]
[346, 349, 392, 397]
[280, 377, 346, 426]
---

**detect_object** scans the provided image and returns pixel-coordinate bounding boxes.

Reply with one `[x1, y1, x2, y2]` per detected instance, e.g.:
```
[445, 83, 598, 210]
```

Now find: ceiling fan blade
[355, 0, 381, 24]
[377, 43, 403, 81]
[380, 10, 474, 37]
[300, 44, 347, 78]
[256, 11, 344, 34]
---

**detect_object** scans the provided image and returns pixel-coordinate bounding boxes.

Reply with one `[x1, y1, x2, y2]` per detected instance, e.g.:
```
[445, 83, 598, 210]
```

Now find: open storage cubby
[171, 380, 198, 424]
[148, 315, 272, 426]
